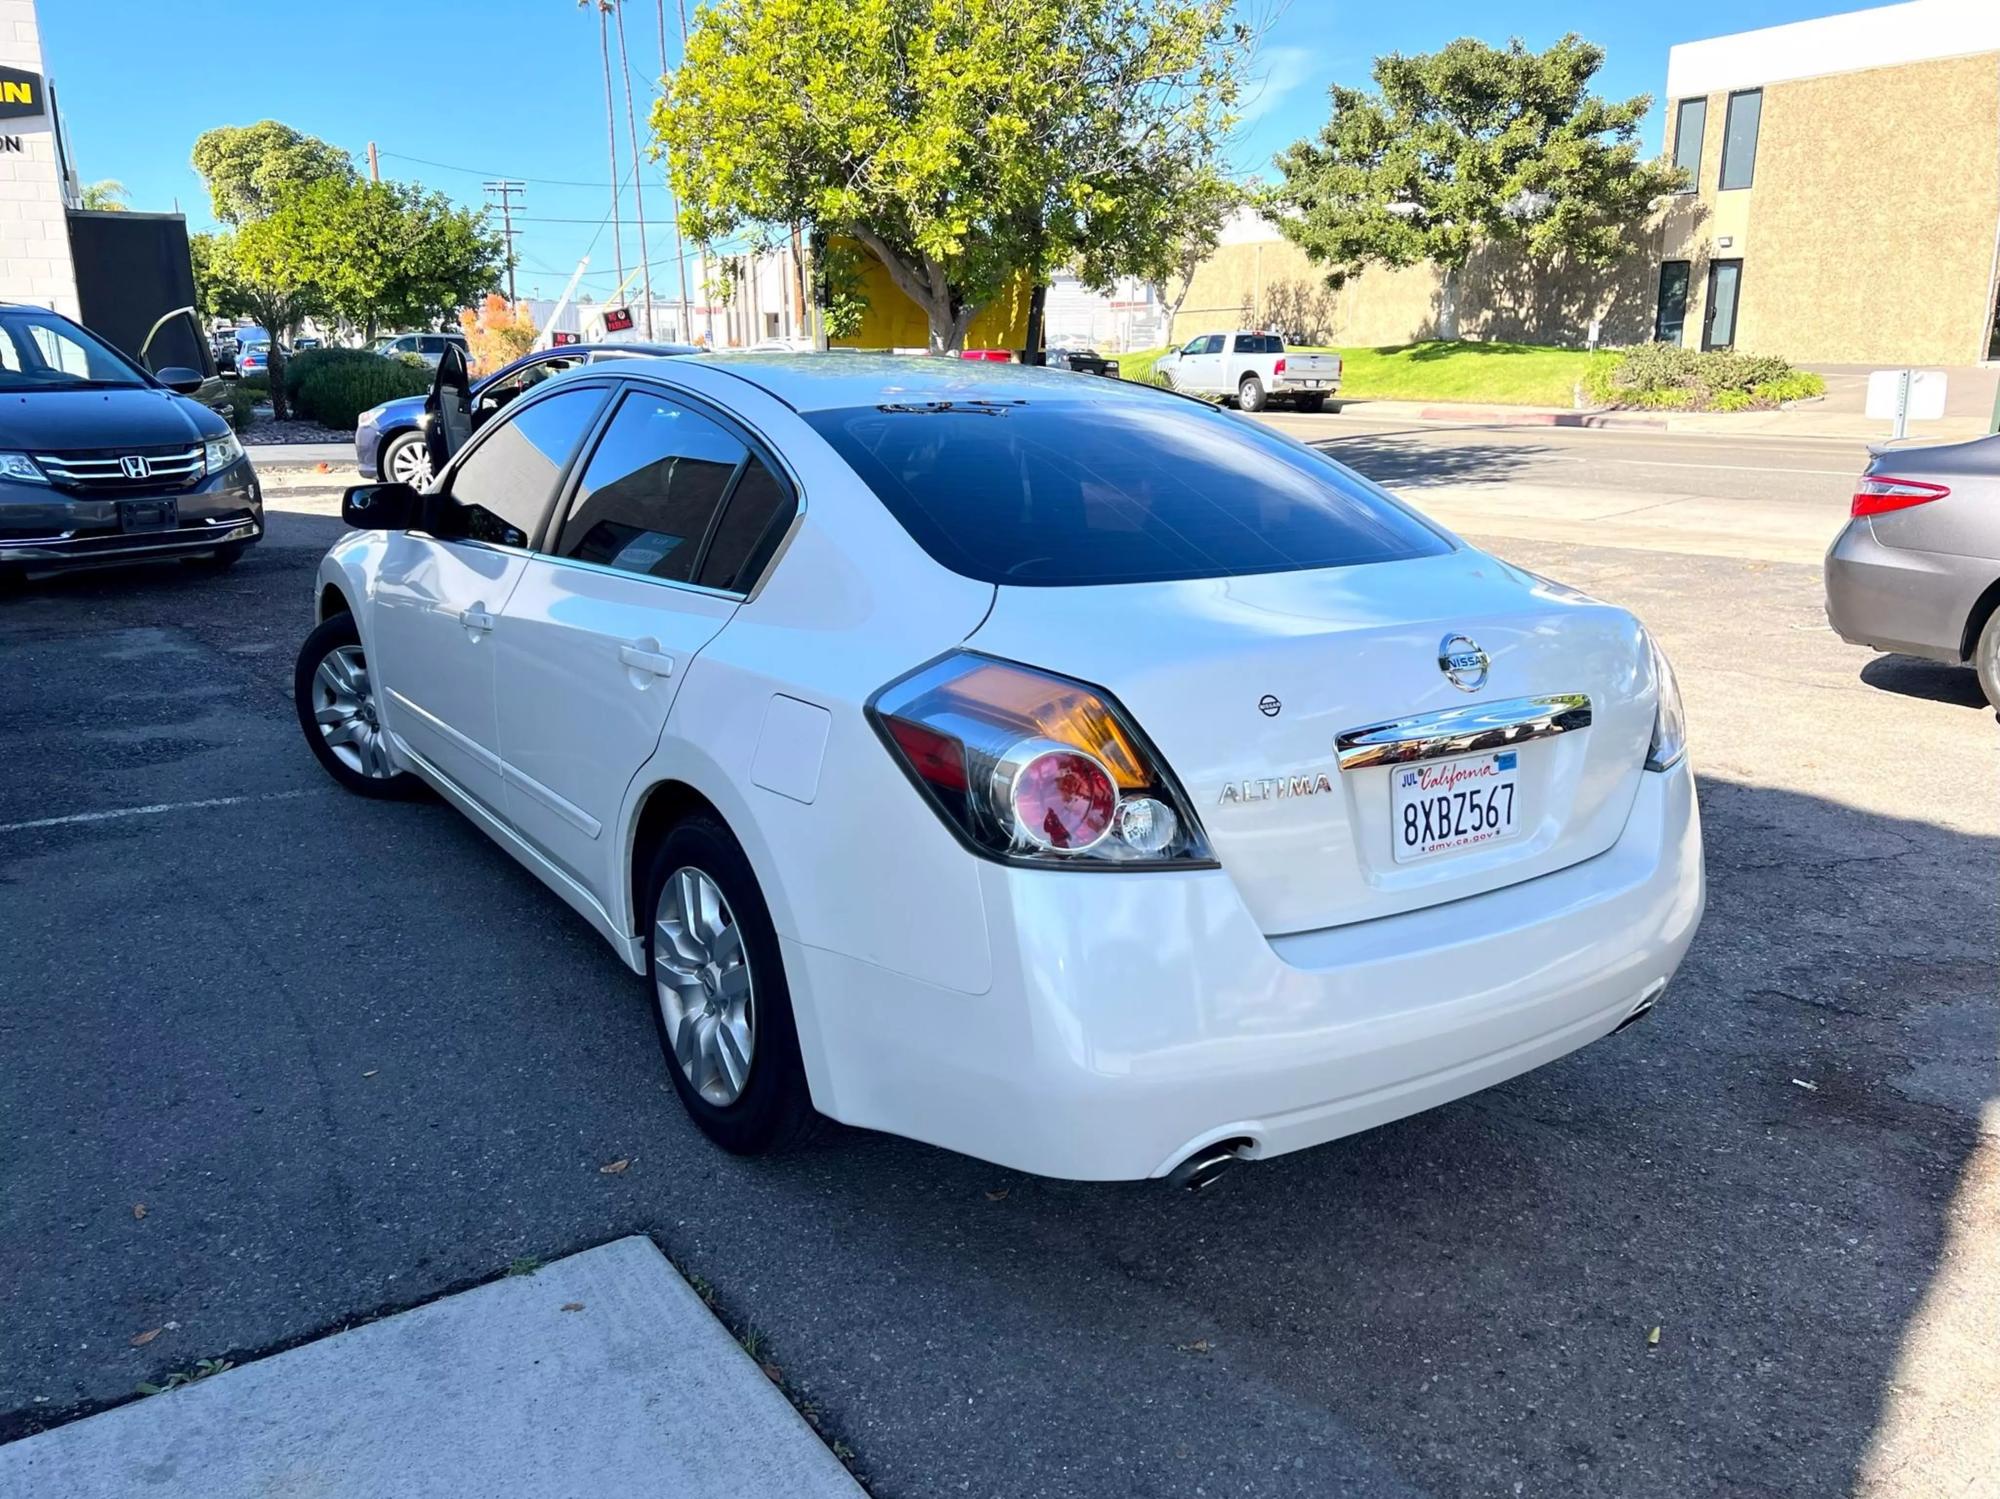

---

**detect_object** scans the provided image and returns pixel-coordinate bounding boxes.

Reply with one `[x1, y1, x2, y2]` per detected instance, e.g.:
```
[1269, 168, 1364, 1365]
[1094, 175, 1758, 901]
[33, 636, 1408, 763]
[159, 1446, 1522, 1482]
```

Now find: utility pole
[611, 0, 655, 338]
[591, 1, 627, 327]
[483, 179, 525, 304]
[367, 141, 379, 183]
[658, 0, 692, 340]
[675, 0, 713, 346]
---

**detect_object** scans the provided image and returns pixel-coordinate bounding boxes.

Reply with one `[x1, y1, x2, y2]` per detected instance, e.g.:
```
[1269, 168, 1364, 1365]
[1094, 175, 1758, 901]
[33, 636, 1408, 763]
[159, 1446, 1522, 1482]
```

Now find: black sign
[602, 306, 634, 333]
[0, 66, 43, 122]
[550, 330, 580, 345]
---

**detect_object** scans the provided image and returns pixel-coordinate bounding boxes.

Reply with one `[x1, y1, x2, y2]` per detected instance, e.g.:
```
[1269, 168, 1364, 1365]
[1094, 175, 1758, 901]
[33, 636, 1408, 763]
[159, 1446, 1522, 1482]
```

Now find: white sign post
[1866, 369, 1948, 440]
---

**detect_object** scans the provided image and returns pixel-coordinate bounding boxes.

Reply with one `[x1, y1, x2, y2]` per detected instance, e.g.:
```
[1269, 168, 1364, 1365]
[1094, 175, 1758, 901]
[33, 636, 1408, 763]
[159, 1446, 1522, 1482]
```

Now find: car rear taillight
[1274, 357, 1287, 377]
[869, 652, 1213, 868]
[1852, 476, 1949, 518]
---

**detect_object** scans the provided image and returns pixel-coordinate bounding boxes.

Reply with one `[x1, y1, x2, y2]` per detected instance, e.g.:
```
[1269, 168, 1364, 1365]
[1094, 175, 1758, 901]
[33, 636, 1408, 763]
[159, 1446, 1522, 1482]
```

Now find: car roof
[666, 351, 1181, 414]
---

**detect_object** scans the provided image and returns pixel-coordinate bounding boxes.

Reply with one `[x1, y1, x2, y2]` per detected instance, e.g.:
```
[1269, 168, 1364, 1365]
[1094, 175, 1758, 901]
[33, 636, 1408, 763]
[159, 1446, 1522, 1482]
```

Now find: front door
[1174, 334, 1223, 392]
[371, 382, 610, 813]
[1702, 259, 1743, 351]
[493, 384, 796, 899]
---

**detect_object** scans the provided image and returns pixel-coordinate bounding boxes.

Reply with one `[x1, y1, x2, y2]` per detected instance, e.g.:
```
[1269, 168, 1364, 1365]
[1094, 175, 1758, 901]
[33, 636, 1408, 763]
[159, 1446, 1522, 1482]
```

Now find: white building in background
[0, 0, 81, 318]
[1043, 270, 1167, 353]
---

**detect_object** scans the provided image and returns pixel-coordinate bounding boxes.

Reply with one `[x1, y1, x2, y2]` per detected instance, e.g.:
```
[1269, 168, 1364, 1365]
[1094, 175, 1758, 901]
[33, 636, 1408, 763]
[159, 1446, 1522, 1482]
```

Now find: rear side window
[697, 456, 795, 592]
[805, 398, 1450, 587]
[1235, 333, 1282, 354]
[556, 389, 748, 582]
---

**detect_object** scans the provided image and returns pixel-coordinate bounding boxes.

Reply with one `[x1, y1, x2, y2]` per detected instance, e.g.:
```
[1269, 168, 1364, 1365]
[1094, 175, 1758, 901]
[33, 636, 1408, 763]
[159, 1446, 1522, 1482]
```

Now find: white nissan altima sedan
[296, 354, 1704, 1185]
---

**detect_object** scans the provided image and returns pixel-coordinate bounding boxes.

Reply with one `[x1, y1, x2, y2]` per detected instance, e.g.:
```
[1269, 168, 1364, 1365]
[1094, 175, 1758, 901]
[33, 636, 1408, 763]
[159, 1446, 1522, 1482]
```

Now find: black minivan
[0, 302, 261, 578]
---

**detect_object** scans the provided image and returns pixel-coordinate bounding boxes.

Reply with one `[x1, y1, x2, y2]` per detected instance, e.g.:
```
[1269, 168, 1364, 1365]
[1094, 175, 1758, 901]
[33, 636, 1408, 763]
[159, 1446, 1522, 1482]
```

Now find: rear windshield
[803, 398, 1450, 586]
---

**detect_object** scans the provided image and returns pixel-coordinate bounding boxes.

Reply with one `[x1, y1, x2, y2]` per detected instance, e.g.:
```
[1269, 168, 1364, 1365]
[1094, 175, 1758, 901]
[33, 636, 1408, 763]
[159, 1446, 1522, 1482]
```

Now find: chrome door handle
[619, 643, 675, 678]
[458, 607, 495, 632]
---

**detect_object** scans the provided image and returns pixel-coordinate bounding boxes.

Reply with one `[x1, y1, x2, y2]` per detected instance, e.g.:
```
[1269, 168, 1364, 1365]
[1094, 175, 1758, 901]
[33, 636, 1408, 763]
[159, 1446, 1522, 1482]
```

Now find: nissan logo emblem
[1437, 632, 1490, 692]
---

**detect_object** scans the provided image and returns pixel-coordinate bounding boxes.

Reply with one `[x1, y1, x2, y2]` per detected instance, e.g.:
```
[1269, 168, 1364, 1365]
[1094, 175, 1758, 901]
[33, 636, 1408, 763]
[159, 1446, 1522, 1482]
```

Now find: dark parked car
[356, 340, 696, 485]
[0, 302, 261, 578]
[1047, 347, 1118, 377]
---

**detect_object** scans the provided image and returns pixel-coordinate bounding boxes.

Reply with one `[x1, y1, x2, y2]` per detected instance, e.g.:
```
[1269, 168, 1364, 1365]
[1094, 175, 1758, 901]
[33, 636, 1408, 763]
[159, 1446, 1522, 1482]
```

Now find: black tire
[193, 542, 247, 568]
[292, 613, 425, 799]
[378, 430, 432, 488]
[1237, 374, 1267, 412]
[1974, 607, 2000, 710]
[1294, 393, 1327, 414]
[643, 813, 816, 1156]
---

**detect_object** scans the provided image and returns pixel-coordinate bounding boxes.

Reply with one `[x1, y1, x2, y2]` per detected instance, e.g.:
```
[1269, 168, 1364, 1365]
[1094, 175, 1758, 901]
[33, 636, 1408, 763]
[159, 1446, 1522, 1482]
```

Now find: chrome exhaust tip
[1166, 1139, 1251, 1192]
[1613, 980, 1669, 1034]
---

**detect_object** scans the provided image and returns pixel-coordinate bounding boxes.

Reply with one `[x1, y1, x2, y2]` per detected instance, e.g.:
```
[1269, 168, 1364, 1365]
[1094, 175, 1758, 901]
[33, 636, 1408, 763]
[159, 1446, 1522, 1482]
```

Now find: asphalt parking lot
[2, 433, 1994, 1498]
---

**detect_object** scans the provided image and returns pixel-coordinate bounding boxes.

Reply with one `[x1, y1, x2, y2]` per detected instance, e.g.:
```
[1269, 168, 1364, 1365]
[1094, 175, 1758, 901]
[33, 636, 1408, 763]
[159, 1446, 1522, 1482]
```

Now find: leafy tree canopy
[191, 121, 356, 225]
[1270, 34, 1682, 329]
[293, 179, 504, 340]
[654, 0, 1250, 350]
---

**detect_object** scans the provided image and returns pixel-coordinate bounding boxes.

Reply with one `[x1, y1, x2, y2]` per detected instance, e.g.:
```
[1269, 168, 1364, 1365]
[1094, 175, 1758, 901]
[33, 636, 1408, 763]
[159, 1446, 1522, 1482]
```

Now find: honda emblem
[120, 455, 149, 479]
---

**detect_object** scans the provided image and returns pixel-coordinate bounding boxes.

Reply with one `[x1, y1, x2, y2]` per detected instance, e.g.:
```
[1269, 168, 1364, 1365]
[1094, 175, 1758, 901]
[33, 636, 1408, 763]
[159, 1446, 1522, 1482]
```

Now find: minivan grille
[35, 445, 205, 492]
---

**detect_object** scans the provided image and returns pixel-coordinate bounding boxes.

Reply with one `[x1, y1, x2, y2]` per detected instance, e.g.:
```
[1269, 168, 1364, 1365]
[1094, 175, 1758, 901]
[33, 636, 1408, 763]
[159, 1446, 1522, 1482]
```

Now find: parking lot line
[0, 789, 324, 835]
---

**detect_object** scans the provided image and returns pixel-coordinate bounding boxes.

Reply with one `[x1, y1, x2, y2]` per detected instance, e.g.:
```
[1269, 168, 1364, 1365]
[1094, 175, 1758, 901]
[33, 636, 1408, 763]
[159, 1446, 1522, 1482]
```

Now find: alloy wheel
[387, 441, 433, 486]
[654, 866, 756, 1106]
[311, 644, 395, 779]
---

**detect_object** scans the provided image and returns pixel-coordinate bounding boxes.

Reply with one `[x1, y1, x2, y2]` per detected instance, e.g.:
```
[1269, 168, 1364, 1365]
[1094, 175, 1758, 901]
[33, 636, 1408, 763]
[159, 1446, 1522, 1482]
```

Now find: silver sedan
[1825, 434, 2000, 707]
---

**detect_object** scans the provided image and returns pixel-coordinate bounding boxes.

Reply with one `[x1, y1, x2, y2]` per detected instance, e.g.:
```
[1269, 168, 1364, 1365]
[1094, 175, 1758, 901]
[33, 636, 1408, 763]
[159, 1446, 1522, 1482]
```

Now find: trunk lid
[967, 549, 1655, 934]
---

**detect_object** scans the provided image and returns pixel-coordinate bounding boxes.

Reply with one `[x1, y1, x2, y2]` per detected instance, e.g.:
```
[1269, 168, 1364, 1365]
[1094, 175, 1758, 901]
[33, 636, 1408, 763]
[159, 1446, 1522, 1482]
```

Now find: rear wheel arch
[627, 779, 729, 938]
[1960, 577, 2000, 661]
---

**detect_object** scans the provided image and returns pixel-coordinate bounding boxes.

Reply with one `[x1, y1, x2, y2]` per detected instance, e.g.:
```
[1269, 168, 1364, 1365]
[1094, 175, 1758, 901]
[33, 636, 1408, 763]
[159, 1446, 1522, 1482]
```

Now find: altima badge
[1437, 632, 1490, 692]
[1218, 772, 1335, 806]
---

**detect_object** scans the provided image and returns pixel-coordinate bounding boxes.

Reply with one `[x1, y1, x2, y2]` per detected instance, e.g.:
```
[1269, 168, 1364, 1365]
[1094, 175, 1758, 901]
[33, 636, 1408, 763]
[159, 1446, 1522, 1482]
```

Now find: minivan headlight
[1645, 636, 1687, 772]
[0, 451, 48, 485]
[203, 431, 244, 474]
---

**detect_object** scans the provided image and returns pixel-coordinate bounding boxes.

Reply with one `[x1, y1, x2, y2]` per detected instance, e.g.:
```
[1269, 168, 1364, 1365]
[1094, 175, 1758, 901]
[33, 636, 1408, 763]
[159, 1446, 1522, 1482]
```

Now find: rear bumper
[1824, 520, 1990, 664]
[0, 460, 263, 571]
[790, 760, 1704, 1180]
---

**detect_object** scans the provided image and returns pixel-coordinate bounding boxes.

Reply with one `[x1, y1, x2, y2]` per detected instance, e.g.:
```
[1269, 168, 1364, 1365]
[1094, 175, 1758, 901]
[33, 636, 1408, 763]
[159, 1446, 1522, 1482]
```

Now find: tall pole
[676, 0, 713, 345]
[483, 180, 525, 304]
[611, 0, 655, 338]
[366, 140, 379, 183]
[658, 0, 692, 341]
[591, 1, 627, 324]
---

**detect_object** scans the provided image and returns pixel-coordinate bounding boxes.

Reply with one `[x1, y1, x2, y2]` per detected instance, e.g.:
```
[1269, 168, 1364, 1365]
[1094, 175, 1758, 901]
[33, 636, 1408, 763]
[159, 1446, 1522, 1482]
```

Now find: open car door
[422, 342, 474, 474]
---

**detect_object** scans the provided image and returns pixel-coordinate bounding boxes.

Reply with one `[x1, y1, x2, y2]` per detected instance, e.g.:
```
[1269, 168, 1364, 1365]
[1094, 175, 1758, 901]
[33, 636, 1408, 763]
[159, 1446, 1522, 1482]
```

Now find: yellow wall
[1663, 52, 2000, 364]
[831, 250, 1032, 350]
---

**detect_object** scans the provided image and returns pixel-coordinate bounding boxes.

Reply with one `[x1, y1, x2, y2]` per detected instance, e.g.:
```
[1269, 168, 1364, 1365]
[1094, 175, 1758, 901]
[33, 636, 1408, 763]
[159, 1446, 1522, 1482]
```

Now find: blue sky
[45, 0, 1850, 302]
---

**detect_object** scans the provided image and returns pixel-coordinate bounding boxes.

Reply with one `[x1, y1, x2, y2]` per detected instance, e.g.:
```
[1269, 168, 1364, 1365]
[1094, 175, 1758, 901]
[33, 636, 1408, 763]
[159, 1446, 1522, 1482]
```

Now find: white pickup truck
[1153, 331, 1341, 413]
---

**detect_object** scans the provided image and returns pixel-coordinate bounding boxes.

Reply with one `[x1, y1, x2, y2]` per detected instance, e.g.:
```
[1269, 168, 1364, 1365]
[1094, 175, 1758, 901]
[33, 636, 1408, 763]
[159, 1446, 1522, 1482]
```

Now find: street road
[2, 425, 1993, 1498]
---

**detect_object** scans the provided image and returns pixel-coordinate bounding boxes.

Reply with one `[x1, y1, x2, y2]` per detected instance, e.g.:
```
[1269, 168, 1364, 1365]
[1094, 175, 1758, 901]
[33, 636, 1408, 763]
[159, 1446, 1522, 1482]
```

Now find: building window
[1655, 261, 1691, 344]
[1671, 99, 1705, 190]
[1719, 89, 1762, 190]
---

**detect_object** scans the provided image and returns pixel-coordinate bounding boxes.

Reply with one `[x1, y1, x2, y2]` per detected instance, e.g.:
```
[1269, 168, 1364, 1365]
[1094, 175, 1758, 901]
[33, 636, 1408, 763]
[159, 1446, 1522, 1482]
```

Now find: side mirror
[342, 481, 424, 531]
[155, 366, 206, 395]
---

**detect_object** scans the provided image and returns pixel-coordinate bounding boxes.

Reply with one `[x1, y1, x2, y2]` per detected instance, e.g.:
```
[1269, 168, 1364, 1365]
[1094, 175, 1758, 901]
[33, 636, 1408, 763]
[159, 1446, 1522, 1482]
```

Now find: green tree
[654, 0, 1250, 352]
[1270, 35, 1682, 339]
[194, 196, 331, 419]
[295, 179, 504, 341]
[78, 178, 129, 211]
[190, 121, 355, 226]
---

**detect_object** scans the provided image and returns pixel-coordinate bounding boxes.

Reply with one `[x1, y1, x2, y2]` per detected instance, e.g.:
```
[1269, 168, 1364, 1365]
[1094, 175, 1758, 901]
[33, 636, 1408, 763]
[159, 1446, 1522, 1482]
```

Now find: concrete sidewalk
[244, 441, 354, 471]
[1335, 395, 1993, 445]
[0, 1237, 864, 1499]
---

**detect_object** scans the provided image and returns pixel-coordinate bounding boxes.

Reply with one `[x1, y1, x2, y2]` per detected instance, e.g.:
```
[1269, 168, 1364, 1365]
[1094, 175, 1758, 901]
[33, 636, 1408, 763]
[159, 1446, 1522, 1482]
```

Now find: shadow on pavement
[1312, 430, 1551, 490]
[1858, 653, 1991, 712]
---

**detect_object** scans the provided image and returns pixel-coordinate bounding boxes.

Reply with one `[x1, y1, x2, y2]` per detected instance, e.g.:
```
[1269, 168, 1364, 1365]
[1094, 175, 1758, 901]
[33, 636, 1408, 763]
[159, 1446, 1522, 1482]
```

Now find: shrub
[224, 384, 259, 432]
[292, 352, 432, 431]
[1588, 343, 1825, 412]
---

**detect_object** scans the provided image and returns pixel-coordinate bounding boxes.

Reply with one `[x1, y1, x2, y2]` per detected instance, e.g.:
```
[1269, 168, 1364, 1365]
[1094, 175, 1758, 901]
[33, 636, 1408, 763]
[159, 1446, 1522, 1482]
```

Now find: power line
[378, 150, 620, 189]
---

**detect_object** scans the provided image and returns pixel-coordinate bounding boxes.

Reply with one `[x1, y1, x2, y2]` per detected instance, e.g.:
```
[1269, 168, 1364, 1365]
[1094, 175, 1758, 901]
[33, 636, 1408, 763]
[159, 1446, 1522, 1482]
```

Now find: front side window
[442, 385, 607, 548]
[806, 397, 1451, 587]
[1200, 334, 1225, 354]
[1719, 89, 1761, 190]
[555, 389, 749, 582]
[1671, 98, 1706, 189]
[419, 335, 448, 355]
[0, 308, 147, 389]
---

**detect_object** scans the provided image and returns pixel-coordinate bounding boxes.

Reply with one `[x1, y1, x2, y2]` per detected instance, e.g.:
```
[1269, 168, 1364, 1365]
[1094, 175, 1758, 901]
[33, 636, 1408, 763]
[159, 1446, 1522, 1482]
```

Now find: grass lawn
[1116, 340, 1611, 408]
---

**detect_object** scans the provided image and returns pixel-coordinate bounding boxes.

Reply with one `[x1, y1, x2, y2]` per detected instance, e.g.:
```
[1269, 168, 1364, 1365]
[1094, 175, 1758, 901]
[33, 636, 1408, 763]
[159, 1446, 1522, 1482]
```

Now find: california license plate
[1391, 751, 1521, 863]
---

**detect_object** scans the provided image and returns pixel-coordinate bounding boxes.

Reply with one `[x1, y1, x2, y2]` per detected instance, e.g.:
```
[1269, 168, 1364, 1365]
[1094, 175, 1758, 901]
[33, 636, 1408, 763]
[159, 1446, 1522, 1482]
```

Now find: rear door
[491, 381, 798, 896]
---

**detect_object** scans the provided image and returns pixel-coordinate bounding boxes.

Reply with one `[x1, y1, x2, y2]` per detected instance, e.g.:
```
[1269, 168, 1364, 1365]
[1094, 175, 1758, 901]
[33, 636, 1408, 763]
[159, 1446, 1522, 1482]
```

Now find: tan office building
[1656, 0, 2000, 364]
